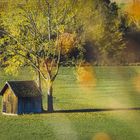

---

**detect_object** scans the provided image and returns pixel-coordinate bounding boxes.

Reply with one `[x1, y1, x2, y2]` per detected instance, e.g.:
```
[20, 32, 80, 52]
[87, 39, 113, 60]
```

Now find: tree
[0, 0, 83, 112]
[0, 0, 126, 113]
[75, 0, 125, 65]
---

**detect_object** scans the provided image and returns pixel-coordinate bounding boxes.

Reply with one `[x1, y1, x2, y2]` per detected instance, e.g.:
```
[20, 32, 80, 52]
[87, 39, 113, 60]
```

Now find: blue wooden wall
[18, 97, 42, 114]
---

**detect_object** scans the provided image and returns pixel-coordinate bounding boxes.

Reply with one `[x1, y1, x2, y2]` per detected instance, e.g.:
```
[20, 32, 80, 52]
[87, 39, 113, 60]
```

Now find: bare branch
[44, 58, 51, 80]
[51, 46, 61, 81]
[45, 0, 51, 41]
[15, 51, 47, 80]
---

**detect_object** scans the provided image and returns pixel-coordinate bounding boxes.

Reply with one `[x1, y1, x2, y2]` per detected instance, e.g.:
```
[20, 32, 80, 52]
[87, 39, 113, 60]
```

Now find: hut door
[22, 97, 32, 113]
[5, 94, 14, 113]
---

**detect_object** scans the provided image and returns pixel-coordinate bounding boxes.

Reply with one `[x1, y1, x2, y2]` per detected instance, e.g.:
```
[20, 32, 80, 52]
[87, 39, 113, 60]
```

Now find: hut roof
[0, 81, 42, 97]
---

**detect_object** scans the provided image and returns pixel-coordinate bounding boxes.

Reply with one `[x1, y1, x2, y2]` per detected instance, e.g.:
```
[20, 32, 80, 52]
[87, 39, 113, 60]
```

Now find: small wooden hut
[0, 81, 42, 114]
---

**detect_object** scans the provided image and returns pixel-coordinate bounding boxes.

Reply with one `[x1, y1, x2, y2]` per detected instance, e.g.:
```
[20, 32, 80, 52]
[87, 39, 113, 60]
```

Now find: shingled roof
[0, 81, 42, 97]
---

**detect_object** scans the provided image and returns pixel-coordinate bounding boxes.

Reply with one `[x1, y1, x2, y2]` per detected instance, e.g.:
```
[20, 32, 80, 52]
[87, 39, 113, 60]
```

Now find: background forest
[0, 1, 140, 140]
[0, 0, 140, 67]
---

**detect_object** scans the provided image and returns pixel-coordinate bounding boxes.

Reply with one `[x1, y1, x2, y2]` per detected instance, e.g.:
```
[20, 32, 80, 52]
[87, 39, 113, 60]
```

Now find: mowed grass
[0, 66, 140, 140]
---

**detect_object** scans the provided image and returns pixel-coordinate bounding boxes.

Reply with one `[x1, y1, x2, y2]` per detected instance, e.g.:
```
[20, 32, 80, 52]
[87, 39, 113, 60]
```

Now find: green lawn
[0, 66, 140, 140]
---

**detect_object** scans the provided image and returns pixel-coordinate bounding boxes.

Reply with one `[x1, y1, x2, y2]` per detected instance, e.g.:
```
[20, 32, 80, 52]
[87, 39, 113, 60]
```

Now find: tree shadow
[52, 107, 140, 113]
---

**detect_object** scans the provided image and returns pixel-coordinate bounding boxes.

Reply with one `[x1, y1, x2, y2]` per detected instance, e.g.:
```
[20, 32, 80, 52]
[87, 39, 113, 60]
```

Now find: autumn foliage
[58, 33, 76, 54]
[125, 0, 140, 23]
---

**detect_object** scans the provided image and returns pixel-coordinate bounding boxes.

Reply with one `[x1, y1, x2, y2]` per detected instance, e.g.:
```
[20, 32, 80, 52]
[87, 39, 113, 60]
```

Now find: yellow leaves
[1, 9, 25, 37]
[10, 27, 20, 37]
[58, 33, 76, 54]
[36, 12, 46, 34]
[0, 1, 8, 12]
[4, 55, 24, 75]
[58, 25, 65, 34]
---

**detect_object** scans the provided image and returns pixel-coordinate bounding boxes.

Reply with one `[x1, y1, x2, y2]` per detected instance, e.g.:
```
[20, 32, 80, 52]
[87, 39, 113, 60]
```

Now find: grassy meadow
[0, 66, 140, 140]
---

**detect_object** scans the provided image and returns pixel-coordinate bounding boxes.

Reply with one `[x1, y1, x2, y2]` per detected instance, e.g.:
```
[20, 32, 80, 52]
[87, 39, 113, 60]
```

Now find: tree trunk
[47, 81, 53, 112]
[38, 70, 42, 92]
[38, 71, 44, 111]
[37, 59, 43, 111]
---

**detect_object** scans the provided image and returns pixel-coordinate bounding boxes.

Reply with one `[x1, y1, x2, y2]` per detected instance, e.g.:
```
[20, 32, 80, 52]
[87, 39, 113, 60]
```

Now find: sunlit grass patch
[0, 66, 140, 140]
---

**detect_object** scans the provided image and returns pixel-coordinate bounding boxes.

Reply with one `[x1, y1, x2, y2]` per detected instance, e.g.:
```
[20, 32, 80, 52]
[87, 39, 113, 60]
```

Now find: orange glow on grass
[133, 74, 140, 92]
[92, 132, 112, 140]
[76, 64, 96, 86]
[76, 63, 96, 93]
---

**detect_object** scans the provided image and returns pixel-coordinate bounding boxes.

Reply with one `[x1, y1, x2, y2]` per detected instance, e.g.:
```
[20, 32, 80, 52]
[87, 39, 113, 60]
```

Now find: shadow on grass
[43, 107, 140, 113]
[42, 107, 140, 113]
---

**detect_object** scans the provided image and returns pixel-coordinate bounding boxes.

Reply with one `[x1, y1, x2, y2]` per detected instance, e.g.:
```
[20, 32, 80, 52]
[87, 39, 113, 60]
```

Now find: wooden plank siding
[0, 81, 42, 114]
[2, 87, 18, 114]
